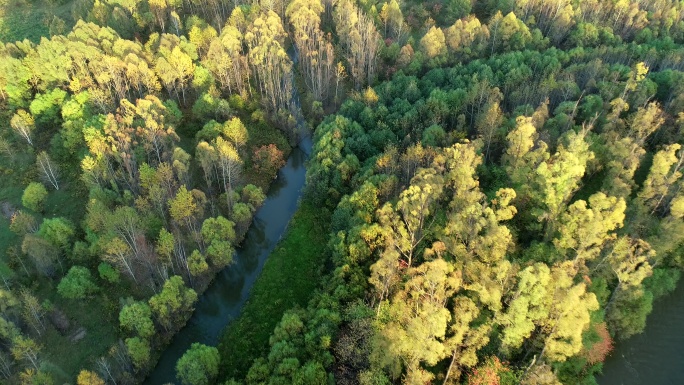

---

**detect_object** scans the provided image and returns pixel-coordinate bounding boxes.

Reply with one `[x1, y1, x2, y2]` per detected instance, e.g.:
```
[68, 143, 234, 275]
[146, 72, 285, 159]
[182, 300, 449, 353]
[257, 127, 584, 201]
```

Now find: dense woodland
[1, 0, 684, 384]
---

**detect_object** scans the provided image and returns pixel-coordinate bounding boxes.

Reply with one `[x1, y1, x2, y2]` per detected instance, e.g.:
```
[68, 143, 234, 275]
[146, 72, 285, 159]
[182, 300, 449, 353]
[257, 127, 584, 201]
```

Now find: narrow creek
[597, 282, 684, 385]
[144, 136, 312, 384]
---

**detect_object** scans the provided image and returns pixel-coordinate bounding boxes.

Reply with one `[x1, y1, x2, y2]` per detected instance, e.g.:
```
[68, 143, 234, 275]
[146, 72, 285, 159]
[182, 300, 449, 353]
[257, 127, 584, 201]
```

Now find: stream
[597, 282, 684, 385]
[144, 135, 312, 384]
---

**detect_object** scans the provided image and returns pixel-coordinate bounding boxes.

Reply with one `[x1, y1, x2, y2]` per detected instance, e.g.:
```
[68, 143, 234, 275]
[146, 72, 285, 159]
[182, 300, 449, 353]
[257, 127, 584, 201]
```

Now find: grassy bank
[218, 201, 330, 380]
[0, 0, 74, 43]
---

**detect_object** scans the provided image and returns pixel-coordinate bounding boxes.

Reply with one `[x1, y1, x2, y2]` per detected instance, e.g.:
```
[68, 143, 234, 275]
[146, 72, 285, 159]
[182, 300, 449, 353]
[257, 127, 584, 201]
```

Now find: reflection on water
[598, 282, 684, 385]
[144, 137, 311, 385]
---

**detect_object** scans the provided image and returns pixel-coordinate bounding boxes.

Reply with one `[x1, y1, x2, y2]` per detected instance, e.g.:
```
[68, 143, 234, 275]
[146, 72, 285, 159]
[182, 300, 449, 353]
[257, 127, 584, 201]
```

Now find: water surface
[144, 137, 311, 384]
[598, 283, 684, 385]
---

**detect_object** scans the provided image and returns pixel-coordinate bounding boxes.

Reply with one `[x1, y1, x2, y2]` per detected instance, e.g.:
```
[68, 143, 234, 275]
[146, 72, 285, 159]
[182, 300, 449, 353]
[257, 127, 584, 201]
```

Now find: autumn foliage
[253, 144, 286, 178]
[467, 357, 510, 385]
[584, 322, 614, 364]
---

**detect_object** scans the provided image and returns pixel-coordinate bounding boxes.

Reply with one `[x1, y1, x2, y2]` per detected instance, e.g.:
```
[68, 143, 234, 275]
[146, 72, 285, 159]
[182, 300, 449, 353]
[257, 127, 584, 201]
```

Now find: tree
[215, 137, 242, 208]
[105, 207, 147, 271]
[420, 26, 447, 60]
[637, 144, 684, 216]
[36, 152, 59, 190]
[467, 357, 512, 385]
[169, 186, 204, 243]
[602, 136, 645, 198]
[534, 126, 595, 239]
[155, 43, 195, 105]
[539, 262, 599, 362]
[379, 0, 406, 39]
[176, 343, 220, 385]
[77, 370, 105, 385]
[149, 276, 197, 332]
[476, 101, 504, 162]
[443, 297, 491, 384]
[130, 95, 180, 165]
[119, 301, 155, 339]
[373, 259, 461, 383]
[376, 168, 445, 269]
[156, 228, 175, 268]
[503, 116, 549, 206]
[98, 263, 120, 283]
[204, 25, 248, 95]
[334, 0, 381, 88]
[103, 237, 138, 283]
[38, 217, 75, 251]
[488, 11, 532, 53]
[125, 337, 150, 370]
[605, 237, 654, 297]
[58, 266, 99, 299]
[554, 193, 626, 263]
[22, 235, 59, 276]
[286, 0, 335, 102]
[253, 144, 285, 178]
[241, 185, 266, 208]
[606, 287, 652, 340]
[9, 211, 37, 236]
[222, 117, 248, 154]
[11, 336, 41, 370]
[245, 11, 295, 114]
[22, 183, 48, 212]
[497, 263, 551, 354]
[20, 289, 46, 336]
[10, 110, 35, 146]
[188, 250, 209, 277]
[440, 143, 516, 312]
[201, 216, 235, 268]
[521, 363, 562, 385]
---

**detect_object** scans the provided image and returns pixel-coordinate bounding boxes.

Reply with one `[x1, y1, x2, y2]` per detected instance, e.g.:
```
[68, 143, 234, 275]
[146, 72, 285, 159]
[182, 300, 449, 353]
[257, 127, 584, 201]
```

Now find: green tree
[22, 183, 48, 213]
[540, 262, 599, 362]
[38, 217, 75, 251]
[637, 143, 684, 216]
[476, 101, 504, 162]
[554, 193, 626, 263]
[176, 343, 220, 385]
[188, 250, 209, 277]
[169, 186, 203, 242]
[57, 266, 99, 299]
[503, 116, 549, 206]
[125, 337, 150, 370]
[373, 259, 461, 383]
[149, 276, 198, 332]
[534, 127, 594, 240]
[497, 263, 551, 354]
[11, 336, 41, 370]
[443, 296, 491, 384]
[98, 263, 120, 283]
[201, 216, 235, 268]
[119, 301, 155, 339]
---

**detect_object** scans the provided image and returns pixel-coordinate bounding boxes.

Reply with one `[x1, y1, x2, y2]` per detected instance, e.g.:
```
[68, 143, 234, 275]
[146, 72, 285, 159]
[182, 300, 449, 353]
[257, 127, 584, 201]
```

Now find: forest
[1, 0, 684, 384]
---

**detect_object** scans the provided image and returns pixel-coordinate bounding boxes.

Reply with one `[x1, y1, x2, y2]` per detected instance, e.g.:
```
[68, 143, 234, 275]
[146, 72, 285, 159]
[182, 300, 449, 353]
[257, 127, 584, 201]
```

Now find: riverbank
[598, 280, 684, 385]
[143, 138, 314, 384]
[218, 201, 330, 380]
